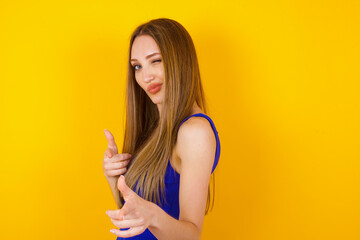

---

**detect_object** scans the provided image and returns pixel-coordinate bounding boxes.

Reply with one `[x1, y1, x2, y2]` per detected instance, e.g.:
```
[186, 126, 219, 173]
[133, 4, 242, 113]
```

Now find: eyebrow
[130, 52, 160, 62]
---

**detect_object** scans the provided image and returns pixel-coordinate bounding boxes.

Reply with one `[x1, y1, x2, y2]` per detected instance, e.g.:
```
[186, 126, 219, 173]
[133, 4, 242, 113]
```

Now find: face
[130, 35, 165, 106]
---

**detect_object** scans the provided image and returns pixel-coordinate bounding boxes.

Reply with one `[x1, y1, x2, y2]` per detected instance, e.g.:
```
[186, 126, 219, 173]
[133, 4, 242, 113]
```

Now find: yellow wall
[1, 0, 359, 239]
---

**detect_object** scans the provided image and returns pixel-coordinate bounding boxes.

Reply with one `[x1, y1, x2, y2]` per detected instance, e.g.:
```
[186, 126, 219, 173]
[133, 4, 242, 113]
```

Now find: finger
[105, 154, 132, 163]
[106, 209, 122, 220]
[104, 161, 130, 170]
[106, 168, 127, 177]
[104, 129, 118, 154]
[107, 205, 132, 222]
[104, 148, 115, 158]
[110, 226, 146, 238]
[117, 175, 135, 201]
[110, 218, 145, 229]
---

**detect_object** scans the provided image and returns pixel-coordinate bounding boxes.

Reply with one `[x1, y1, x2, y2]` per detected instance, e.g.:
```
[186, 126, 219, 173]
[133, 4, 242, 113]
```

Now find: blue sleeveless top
[116, 113, 221, 239]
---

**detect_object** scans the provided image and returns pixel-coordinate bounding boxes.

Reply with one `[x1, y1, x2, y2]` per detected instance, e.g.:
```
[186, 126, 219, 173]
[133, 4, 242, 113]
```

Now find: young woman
[102, 18, 221, 239]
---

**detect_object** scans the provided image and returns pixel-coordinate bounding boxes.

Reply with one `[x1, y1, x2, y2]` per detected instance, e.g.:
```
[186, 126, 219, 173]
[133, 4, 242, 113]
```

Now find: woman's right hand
[103, 129, 132, 178]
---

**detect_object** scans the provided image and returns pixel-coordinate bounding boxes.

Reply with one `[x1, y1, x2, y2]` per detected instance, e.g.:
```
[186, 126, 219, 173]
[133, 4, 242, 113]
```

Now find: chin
[148, 95, 163, 105]
[151, 99, 163, 105]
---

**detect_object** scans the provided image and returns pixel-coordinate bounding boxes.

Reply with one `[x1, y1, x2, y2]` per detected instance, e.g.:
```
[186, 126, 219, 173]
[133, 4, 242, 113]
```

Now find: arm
[106, 117, 216, 239]
[148, 202, 202, 240]
[106, 176, 122, 208]
[149, 117, 216, 239]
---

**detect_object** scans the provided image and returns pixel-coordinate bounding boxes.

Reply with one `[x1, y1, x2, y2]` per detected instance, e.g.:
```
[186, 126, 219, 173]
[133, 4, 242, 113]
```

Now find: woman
[102, 18, 221, 239]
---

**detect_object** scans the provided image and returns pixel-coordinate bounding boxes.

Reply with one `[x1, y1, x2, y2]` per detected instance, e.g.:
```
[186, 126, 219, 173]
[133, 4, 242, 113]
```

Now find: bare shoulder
[176, 116, 216, 171]
[177, 116, 215, 141]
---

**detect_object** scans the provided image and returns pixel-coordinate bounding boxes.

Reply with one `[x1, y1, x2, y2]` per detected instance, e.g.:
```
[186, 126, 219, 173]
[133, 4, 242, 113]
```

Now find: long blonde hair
[122, 18, 214, 214]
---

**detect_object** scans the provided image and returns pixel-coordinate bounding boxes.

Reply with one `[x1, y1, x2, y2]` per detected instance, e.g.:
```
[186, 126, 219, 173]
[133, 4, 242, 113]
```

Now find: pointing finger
[104, 129, 118, 154]
[106, 209, 122, 220]
[110, 226, 145, 238]
[110, 218, 145, 229]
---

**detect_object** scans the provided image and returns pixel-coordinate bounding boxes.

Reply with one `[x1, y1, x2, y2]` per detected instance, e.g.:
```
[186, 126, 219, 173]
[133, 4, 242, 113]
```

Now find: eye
[153, 59, 162, 63]
[133, 65, 141, 71]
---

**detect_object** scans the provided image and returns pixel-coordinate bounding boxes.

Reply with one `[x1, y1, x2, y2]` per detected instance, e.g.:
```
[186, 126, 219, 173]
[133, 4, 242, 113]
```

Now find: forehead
[131, 35, 160, 58]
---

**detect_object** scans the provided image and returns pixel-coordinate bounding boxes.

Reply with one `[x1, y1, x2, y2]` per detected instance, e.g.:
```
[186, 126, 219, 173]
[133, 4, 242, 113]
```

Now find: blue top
[116, 113, 221, 239]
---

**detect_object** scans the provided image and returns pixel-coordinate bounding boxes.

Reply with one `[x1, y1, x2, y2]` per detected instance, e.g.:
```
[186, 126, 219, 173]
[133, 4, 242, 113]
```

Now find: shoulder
[177, 116, 215, 142]
[176, 116, 216, 171]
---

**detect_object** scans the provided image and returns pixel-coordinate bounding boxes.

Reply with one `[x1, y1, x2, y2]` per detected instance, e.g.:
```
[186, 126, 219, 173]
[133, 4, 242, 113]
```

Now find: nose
[142, 66, 155, 83]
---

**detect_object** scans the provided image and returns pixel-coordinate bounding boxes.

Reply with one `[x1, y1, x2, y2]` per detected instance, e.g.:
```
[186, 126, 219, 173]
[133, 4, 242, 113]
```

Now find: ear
[117, 175, 134, 200]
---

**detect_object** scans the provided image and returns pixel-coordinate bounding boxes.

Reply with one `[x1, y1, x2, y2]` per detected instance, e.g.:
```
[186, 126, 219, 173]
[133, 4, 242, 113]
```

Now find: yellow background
[1, 0, 359, 239]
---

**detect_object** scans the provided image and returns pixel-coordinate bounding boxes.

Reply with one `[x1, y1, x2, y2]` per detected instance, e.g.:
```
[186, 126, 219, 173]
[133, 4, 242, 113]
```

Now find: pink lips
[147, 83, 162, 94]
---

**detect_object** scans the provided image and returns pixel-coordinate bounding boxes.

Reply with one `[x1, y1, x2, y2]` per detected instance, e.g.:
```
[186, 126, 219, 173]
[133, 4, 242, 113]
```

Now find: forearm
[106, 176, 122, 208]
[148, 202, 201, 240]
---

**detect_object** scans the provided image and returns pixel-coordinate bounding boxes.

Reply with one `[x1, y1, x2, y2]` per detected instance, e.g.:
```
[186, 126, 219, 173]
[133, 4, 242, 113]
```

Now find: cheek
[134, 73, 139, 82]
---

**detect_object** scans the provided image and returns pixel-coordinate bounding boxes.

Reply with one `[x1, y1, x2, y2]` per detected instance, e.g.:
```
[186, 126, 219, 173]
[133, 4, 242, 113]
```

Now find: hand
[103, 129, 132, 178]
[106, 175, 156, 237]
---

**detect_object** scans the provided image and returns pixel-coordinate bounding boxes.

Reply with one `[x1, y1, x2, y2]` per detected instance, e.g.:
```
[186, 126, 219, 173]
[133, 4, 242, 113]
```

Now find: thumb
[104, 148, 115, 158]
[118, 175, 134, 200]
[104, 129, 118, 154]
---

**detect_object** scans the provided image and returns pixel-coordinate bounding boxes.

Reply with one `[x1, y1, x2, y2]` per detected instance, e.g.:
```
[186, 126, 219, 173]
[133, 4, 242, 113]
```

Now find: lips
[147, 83, 163, 94]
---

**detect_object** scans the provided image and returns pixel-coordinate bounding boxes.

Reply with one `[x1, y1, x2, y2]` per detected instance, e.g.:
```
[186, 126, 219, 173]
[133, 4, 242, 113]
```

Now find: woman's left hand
[106, 175, 156, 238]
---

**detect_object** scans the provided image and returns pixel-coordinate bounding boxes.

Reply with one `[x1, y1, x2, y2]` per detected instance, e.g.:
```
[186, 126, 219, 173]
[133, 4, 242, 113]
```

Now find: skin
[105, 34, 216, 239]
[103, 129, 132, 209]
[130, 34, 165, 115]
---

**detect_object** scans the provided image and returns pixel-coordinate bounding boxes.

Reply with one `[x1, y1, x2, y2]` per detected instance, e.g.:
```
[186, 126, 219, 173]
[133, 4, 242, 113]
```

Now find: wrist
[148, 201, 161, 230]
